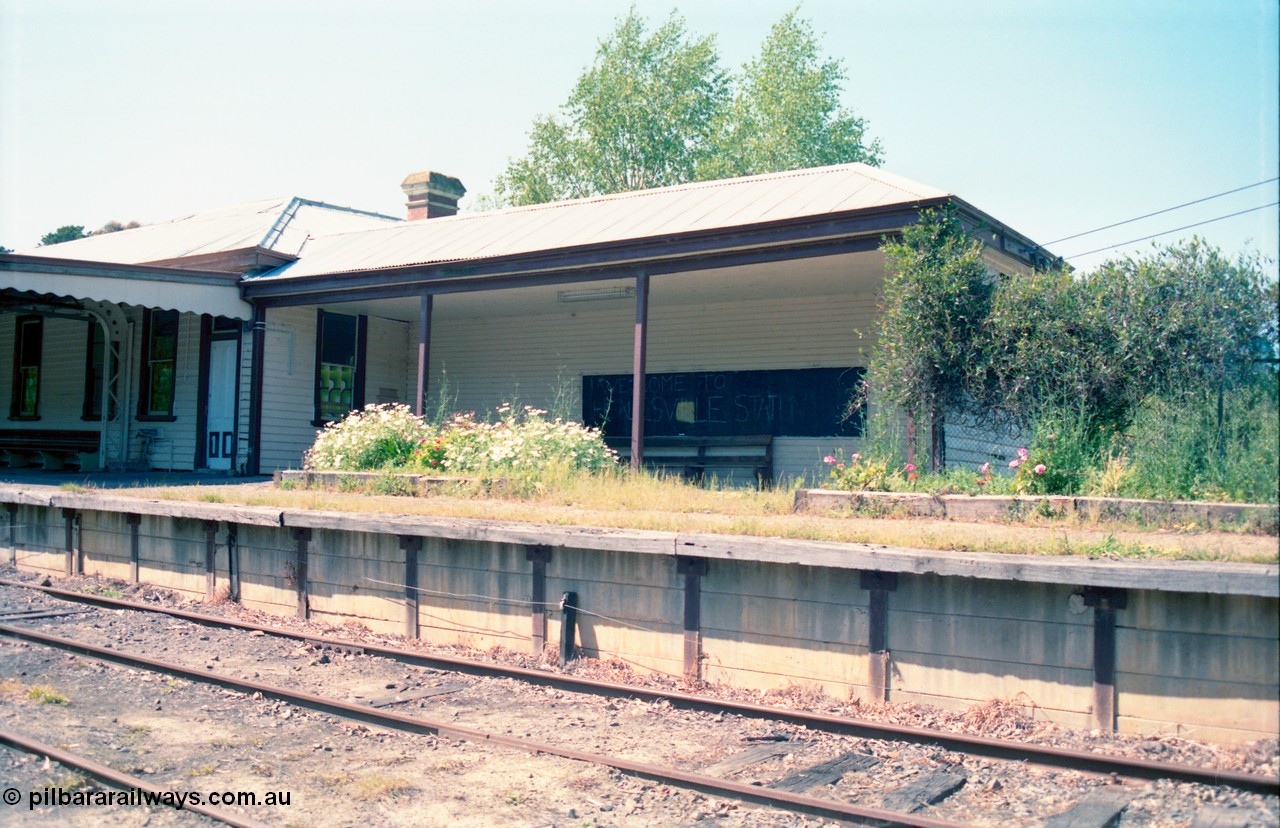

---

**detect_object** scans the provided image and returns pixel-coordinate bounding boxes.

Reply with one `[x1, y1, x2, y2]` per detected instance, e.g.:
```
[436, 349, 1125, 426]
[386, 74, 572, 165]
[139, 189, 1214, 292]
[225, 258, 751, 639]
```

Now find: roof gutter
[242, 199, 954, 304]
[0, 253, 241, 285]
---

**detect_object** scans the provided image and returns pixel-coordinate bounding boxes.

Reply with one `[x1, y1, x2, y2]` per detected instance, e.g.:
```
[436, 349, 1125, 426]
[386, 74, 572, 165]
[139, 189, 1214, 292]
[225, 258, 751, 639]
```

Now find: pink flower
[851, 453, 862, 462]
[1017, 447, 1029, 459]
[823, 455, 837, 465]
[1034, 464, 1047, 475]
[836, 463, 845, 469]
[978, 463, 990, 475]
[1009, 458, 1022, 469]
[904, 463, 916, 473]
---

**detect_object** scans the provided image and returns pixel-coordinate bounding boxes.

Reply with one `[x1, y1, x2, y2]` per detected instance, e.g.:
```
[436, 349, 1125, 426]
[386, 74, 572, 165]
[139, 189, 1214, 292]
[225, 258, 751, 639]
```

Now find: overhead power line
[1064, 202, 1279, 259]
[1046, 177, 1279, 245]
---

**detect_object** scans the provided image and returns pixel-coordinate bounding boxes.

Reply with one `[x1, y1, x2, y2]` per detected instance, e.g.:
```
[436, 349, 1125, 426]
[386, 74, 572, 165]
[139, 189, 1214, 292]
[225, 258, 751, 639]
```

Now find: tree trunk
[929, 406, 945, 472]
[906, 415, 916, 468]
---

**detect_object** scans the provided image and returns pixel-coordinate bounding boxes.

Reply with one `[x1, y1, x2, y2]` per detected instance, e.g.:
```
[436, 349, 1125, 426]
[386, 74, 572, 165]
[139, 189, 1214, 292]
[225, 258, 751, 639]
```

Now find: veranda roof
[0, 255, 252, 320]
[249, 163, 953, 282]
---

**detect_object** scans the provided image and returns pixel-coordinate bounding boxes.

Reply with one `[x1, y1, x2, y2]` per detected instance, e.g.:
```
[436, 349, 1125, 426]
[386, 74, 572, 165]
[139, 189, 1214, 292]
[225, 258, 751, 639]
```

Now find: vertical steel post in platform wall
[630, 272, 650, 470]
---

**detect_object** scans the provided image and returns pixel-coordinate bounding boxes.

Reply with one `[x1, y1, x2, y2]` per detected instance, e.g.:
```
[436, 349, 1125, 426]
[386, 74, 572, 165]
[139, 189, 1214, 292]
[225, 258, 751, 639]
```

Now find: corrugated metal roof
[16, 197, 400, 265]
[251, 163, 950, 281]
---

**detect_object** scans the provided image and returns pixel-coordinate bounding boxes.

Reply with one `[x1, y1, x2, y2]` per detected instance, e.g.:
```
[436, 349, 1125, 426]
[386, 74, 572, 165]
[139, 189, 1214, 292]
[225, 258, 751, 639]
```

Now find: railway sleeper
[1042, 786, 1133, 828]
[880, 769, 969, 814]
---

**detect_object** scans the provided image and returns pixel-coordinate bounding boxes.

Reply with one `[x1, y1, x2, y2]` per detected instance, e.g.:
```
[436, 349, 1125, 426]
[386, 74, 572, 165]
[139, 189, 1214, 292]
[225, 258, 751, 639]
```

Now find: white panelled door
[205, 339, 238, 471]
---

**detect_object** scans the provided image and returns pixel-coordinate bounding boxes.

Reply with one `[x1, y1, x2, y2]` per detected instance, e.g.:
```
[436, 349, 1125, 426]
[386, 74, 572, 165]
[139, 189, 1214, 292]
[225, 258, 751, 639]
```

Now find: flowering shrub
[821, 451, 891, 491]
[304, 404, 434, 471]
[436, 404, 617, 474]
[414, 434, 447, 471]
[304, 401, 618, 482]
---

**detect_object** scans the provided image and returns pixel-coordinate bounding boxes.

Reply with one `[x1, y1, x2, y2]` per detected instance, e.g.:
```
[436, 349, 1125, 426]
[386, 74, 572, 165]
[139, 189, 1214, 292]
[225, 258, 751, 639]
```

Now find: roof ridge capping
[313, 162, 952, 244]
[485, 161, 952, 215]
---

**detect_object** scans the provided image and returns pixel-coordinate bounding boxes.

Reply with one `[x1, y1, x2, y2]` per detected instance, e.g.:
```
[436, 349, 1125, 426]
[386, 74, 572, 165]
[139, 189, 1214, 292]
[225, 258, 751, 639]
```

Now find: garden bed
[274, 469, 472, 495]
[795, 489, 1279, 533]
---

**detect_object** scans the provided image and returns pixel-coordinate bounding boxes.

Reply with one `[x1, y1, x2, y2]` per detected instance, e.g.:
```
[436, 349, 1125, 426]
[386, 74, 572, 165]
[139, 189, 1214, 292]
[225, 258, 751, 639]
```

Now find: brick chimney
[400, 170, 466, 220]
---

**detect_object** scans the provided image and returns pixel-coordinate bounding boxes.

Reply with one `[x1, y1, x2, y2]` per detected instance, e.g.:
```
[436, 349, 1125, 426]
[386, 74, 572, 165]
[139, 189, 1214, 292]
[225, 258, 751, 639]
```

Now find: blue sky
[2, 0, 1276, 274]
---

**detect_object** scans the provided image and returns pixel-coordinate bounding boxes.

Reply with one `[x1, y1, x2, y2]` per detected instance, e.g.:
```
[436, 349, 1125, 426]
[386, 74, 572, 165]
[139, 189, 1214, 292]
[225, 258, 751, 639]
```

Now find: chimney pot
[401, 170, 466, 220]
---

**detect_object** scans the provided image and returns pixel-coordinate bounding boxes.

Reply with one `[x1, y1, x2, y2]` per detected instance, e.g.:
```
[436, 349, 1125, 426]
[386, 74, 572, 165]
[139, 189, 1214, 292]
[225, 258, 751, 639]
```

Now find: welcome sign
[582, 367, 865, 438]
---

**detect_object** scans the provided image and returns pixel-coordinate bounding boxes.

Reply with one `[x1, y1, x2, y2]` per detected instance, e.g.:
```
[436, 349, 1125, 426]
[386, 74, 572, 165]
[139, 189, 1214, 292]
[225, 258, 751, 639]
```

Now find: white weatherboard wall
[258, 308, 411, 472]
[0, 308, 209, 471]
[3, 316, 92, 430]
[427, 286, 881, 483]
[147, 311, 202, 471]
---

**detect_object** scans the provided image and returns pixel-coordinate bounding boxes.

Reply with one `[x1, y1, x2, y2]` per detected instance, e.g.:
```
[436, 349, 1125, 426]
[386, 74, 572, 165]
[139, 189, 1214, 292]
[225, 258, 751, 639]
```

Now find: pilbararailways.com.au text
[12, 786, 292, 810]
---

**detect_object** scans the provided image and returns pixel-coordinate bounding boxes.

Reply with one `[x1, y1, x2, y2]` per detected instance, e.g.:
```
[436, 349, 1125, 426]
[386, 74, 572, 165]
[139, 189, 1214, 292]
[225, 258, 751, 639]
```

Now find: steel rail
[0, 623, 964, 828]
[4, 578, 1277, 796]
[0, 727, 272, 828]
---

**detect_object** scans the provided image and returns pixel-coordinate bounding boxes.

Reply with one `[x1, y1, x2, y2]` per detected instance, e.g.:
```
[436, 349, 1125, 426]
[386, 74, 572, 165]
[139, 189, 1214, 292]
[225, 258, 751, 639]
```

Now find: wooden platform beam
[400, 536, 422, 640]
[6, 503, 17, 567]
[126, 514, 141, 584]
[292, 528, 311, 620]
[860, 570, 898, 702]
[62, 509, 79, 577]
[203, 521, 219, 601]
[1085, 586, 1128, 732]
[677, 556, 708, 682]
[526, 545, 551, 656]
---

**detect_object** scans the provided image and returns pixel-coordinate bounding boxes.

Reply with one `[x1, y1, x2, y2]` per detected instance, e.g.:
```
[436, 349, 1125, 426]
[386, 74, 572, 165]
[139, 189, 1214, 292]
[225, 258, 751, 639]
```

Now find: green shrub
[1122, 382, 1278, 503]
[1013, 403, 1108, 495]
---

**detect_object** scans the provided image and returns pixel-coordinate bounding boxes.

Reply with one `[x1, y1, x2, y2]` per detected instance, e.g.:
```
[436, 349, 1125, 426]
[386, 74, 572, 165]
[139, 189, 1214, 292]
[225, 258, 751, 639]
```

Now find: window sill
[135, 414, 177, 423]
[8, 415, 41, 422]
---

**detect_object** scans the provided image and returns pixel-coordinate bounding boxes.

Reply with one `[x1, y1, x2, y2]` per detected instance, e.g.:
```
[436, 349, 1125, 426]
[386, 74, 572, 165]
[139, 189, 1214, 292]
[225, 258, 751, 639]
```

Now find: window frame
[137, 309, 179, 422]
[312, 310, 367, 427]
[9, 315, 43, 420]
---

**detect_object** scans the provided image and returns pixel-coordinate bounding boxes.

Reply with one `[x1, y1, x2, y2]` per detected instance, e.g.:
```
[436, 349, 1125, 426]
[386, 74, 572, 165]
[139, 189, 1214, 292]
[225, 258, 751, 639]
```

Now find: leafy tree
[976, 239, 1275, 433]
[868, 208, 993, 470]
[494, 10, 728, 205]
[868, 218, 1277, 472]
[92, 220, 141, 235]
[703, 11, 882, 179]
[39, 225, 88, 246]
[491, 9, 881, 207]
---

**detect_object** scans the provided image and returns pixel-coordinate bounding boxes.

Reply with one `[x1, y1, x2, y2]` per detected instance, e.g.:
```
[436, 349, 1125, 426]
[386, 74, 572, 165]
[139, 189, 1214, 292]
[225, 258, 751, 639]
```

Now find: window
[10, 316, 42, 419]
[83, 324, 118, 420]
[139, 309, 179, 420]
[314, 310, 365, 424]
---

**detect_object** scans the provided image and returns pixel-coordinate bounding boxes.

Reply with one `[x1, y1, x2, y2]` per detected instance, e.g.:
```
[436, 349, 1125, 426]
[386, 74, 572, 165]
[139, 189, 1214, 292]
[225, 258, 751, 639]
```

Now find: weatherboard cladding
[249, 163, 951, 281]
[252, 287, 879, 477]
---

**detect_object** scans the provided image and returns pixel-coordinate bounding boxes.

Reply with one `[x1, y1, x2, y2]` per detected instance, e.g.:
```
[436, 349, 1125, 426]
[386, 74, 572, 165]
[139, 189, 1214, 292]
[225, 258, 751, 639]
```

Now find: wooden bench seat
[0, 429, 101, 471]
[607, 435, 774, 488]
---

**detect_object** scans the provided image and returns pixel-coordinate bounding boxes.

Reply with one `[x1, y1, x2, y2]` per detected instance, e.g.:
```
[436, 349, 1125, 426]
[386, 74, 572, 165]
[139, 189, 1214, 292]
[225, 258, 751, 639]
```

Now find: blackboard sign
[582, 367, 865, 438]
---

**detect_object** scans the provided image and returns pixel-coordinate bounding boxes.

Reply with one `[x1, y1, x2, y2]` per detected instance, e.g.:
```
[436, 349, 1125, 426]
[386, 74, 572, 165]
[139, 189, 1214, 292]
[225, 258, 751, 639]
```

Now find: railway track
[0, 575, 1275, 826]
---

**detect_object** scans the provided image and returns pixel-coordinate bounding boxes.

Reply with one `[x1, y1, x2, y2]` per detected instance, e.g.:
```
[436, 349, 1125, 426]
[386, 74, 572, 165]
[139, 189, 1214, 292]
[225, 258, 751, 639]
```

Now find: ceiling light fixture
[556, 286, 637, 303]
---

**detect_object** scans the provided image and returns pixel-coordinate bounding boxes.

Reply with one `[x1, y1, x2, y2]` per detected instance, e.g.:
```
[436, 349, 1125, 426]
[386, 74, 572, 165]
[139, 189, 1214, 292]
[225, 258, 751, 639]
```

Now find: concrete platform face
[1, 485, 1276, 744]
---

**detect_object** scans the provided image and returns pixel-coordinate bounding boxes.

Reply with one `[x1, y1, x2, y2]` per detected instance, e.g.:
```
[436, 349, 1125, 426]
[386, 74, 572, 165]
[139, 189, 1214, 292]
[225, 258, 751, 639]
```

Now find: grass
[121, 472, 1279, 564]
[80, 583, 124, 599]
[350, 774, 416, 801]
[27, 685, 68, 704]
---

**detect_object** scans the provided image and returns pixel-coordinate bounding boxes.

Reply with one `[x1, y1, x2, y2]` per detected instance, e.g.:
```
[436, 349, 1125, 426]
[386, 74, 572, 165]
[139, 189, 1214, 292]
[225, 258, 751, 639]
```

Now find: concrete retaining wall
[2, 486, 1276, 745]
[795, 489, 1279, 533]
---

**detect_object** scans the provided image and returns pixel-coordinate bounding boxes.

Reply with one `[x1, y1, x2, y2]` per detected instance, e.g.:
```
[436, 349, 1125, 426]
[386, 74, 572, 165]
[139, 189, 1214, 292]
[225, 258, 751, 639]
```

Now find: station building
[0, 163, 1048, 480]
